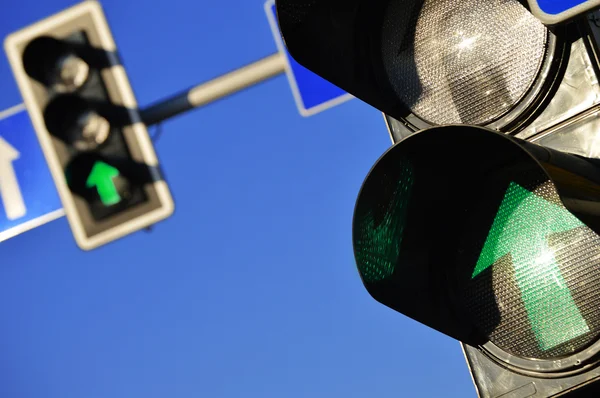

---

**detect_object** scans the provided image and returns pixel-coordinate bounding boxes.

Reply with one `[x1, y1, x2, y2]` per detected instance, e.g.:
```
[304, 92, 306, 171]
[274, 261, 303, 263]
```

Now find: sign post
[138, 0, 356, 126]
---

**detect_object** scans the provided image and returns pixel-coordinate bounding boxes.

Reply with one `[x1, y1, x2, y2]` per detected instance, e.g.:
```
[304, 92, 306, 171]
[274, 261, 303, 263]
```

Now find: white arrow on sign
[0, 136, 26, 220]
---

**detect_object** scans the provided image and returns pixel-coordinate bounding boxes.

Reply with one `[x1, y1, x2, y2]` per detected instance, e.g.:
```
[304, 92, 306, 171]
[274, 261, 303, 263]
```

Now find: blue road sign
[0, 104, 64, 243]
[264, 0, 353, 116]
[528, 0, 600, 24]
[536, 0, 593, 14]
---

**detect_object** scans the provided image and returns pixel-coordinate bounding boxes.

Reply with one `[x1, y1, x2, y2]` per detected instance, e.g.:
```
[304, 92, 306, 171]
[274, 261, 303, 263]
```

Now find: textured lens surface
[381, 0, 548, 125]
[354, 159, 414, 284]
[463, 180, 600, 359]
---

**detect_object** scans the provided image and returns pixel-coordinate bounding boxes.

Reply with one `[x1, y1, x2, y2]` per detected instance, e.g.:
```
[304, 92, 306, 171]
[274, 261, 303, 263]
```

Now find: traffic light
[354, 124, 600, 396]
[277, 0, 600, 141]
[277, 0, 600, 396]
[4, 1, 174, 250]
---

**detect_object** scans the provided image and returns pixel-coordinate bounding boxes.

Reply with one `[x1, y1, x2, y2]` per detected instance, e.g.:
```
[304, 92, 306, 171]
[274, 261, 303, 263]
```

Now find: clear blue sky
[0, 1, 475, 397]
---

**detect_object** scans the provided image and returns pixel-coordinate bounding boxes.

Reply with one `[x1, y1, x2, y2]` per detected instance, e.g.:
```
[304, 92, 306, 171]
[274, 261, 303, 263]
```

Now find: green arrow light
[473, 182, 589, 351]
[86, 161, 122, 206]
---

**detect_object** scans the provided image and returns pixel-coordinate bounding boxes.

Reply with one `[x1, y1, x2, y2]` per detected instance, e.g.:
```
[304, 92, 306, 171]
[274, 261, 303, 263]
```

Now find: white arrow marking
[0, 137, 26, 220]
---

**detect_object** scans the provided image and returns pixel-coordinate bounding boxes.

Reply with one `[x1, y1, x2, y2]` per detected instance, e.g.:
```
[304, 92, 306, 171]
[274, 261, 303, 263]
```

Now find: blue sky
[0, 0, 475, 397]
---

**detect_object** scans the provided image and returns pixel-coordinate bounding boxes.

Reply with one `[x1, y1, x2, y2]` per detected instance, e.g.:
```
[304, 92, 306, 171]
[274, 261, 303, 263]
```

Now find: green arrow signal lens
[473, 181, 589, 352]
[86, 161, 122, 206]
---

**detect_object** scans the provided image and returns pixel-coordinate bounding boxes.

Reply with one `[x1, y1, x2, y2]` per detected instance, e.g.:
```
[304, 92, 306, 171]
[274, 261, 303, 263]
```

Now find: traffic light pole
[140, 52, 286, 126]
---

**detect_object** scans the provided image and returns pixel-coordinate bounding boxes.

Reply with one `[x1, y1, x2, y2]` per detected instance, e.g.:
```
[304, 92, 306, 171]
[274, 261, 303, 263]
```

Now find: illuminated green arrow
[473, 182, 589, 351]
[86, 161, 122, 206]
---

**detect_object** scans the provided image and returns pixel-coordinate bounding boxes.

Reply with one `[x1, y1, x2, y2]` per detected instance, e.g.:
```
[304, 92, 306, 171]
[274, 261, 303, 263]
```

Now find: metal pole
[140, 52, 286, 126]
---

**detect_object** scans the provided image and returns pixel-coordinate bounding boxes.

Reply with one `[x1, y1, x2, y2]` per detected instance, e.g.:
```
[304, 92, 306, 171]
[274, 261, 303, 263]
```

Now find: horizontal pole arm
[140, 52, 286, 126]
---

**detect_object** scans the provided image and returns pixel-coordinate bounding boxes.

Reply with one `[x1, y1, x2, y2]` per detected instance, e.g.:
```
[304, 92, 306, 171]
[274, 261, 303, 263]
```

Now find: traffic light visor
[353, 125, 600, 361]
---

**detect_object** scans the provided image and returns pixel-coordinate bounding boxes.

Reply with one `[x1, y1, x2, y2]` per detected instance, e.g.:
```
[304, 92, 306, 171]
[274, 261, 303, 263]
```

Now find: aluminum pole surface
[141, 52, 286, 126]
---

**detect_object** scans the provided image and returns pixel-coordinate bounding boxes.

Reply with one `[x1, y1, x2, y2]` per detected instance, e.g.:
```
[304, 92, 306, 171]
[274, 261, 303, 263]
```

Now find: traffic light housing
[277, 0, 600, 139]
[277, 0, 600, 396]
[4, 1, 174, 250]
[355, 125, 600, 396]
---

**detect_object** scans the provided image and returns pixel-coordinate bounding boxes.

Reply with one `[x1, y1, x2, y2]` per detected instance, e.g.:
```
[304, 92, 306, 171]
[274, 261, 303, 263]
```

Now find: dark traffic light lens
[22, 36, 89, 92]
[44, 95, 110, 151]
[354, 158, 414, 284]
[380, 0, 549, 125]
